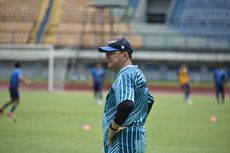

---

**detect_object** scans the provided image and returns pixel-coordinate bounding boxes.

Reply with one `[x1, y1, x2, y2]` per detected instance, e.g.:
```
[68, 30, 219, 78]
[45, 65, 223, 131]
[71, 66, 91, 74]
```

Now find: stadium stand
[36, 0, 54, 43]
[182, 0, 230, 27]
[162, 0, 230, 51]
[132, 23, 230, 51]
[50, 0, 142, 48]
[0, 21, 33, 44]
[0, 0, 229, 51]
[0, 0, 229, 86]
[167, 0, 230, 35]
[0, 0, 43, 44]
[0, 0, 41, 21]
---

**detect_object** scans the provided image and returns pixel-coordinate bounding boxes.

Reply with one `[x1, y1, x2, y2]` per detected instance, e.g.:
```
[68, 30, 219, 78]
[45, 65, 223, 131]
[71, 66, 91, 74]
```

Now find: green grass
[0, 90, 229, 153]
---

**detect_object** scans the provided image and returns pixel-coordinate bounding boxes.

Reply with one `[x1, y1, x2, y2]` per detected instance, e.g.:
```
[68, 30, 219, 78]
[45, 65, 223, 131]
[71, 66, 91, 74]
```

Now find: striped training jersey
[103, 65, 154, 153]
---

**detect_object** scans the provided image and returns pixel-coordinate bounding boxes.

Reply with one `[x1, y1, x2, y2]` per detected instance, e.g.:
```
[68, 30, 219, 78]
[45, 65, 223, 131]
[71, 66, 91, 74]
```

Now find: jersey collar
[116, 65, 138, 77]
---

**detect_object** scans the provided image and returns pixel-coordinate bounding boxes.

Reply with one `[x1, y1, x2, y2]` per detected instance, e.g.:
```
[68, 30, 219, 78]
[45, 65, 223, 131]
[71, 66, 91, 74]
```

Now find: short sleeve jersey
[10, 68, 22, 88]
[102, 65, 154, 142]
[179, 68, 190, 85]
[91, 67, 105, 83]
[214, 69, 227, 85]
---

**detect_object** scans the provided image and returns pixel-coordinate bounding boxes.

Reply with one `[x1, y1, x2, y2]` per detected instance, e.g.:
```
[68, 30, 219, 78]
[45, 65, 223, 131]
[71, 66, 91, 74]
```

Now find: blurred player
[98, 37, 154, 153]
[213, 66, 227, 104]
[178, 64, 192, 105]
[0, 62, 30, 118]
[91, 63, 105, 105]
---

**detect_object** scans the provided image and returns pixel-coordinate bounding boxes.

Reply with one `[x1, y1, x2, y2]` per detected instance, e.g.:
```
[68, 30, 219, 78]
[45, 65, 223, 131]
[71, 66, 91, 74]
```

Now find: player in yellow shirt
[178, 64, 192, 105]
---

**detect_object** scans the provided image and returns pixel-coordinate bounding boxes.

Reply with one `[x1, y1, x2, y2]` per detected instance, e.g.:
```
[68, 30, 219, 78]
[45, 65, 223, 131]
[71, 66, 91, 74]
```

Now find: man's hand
[20, 78, 31, 85]
[108, 123, 127, 145]
[26, 80, 31, 85]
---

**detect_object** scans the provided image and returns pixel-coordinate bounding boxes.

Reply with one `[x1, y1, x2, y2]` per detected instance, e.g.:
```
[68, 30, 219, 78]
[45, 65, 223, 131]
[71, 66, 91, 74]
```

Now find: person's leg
[215, 85, 220, 104]
[93, 82, 97, 98]
[0, 101, 14, 115]
[10, 100, 19, 113]
[95, 82, 102, 105]
[94, 90, 97, 99]
[7, 87, 19, 117]
[96, 91, 102, 105]
[220, 85, 225, 104]
[0, 88, 15, 115]
[221, 92, 225, 104]
[185, 87, 190, 100]
[181, 85, 187, 102]
[93, 82, 98, 103]
[98, 90, 102, 101]
[185, 84, 192, 105]
[181, 84, 191, 104]
[8, 100, 19, 118]
[98, 83, 103, 101]
[97, 89, 103, 105]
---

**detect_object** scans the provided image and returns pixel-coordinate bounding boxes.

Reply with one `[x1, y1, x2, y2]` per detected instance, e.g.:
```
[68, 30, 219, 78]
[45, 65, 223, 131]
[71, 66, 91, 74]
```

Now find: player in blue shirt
[91, 63, 105, 105]
[0, 62, 29, 118]
[98, 37, 154, 153]
[213, 67, 227, 104]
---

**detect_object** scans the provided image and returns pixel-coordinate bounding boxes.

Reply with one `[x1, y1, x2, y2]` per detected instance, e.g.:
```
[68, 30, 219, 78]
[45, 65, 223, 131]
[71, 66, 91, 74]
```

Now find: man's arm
[147, 92, 154, 115]
[108, 100, 134, 145]
[19, 77, 31, 85]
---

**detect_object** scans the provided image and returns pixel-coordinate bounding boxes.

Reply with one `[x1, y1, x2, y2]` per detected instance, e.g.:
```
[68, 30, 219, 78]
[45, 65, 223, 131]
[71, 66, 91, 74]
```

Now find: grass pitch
[0, 90, 229, 153]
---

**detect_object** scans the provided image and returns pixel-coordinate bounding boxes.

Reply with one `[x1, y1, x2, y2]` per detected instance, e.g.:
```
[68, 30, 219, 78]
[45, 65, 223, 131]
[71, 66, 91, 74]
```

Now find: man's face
[105, 51, 125, 72]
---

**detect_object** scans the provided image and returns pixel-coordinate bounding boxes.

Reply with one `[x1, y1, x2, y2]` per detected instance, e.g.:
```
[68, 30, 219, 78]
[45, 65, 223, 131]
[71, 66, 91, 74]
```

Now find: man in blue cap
[98, 37, 154, 153]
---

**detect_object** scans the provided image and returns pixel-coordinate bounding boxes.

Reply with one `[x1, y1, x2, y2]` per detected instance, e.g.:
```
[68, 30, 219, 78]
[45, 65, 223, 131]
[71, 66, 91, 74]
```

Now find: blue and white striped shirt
[103, 65, 154, 153]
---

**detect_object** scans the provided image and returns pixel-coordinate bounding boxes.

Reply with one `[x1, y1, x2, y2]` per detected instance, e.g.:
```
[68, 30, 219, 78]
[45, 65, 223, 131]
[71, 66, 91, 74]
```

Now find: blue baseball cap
[98, 37, 133, 55]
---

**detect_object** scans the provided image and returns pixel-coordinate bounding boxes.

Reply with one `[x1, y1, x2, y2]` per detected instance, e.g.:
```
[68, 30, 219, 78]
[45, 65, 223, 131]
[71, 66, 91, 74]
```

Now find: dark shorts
[181, 84, 190, 92]
[9, 87, 19, 100]
[215, 84, 224, 93]
[94, 82, 103, 92]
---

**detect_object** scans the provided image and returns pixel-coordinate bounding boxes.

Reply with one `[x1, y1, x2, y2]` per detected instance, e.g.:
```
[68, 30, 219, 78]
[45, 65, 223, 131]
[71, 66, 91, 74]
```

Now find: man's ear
[123, 52, 129, 59]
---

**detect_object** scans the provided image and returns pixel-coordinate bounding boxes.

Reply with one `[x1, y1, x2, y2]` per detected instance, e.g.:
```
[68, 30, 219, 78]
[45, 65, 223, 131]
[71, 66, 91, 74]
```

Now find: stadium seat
[51, 0, 142, 48]
[0, 0, 42, 44]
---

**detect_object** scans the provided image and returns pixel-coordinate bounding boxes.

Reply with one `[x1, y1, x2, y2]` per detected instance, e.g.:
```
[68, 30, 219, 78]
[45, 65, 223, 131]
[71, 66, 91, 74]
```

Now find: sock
[99, 92, 102, 101]
[2, 102, 11, 109]
[10, 105, 17, 113]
